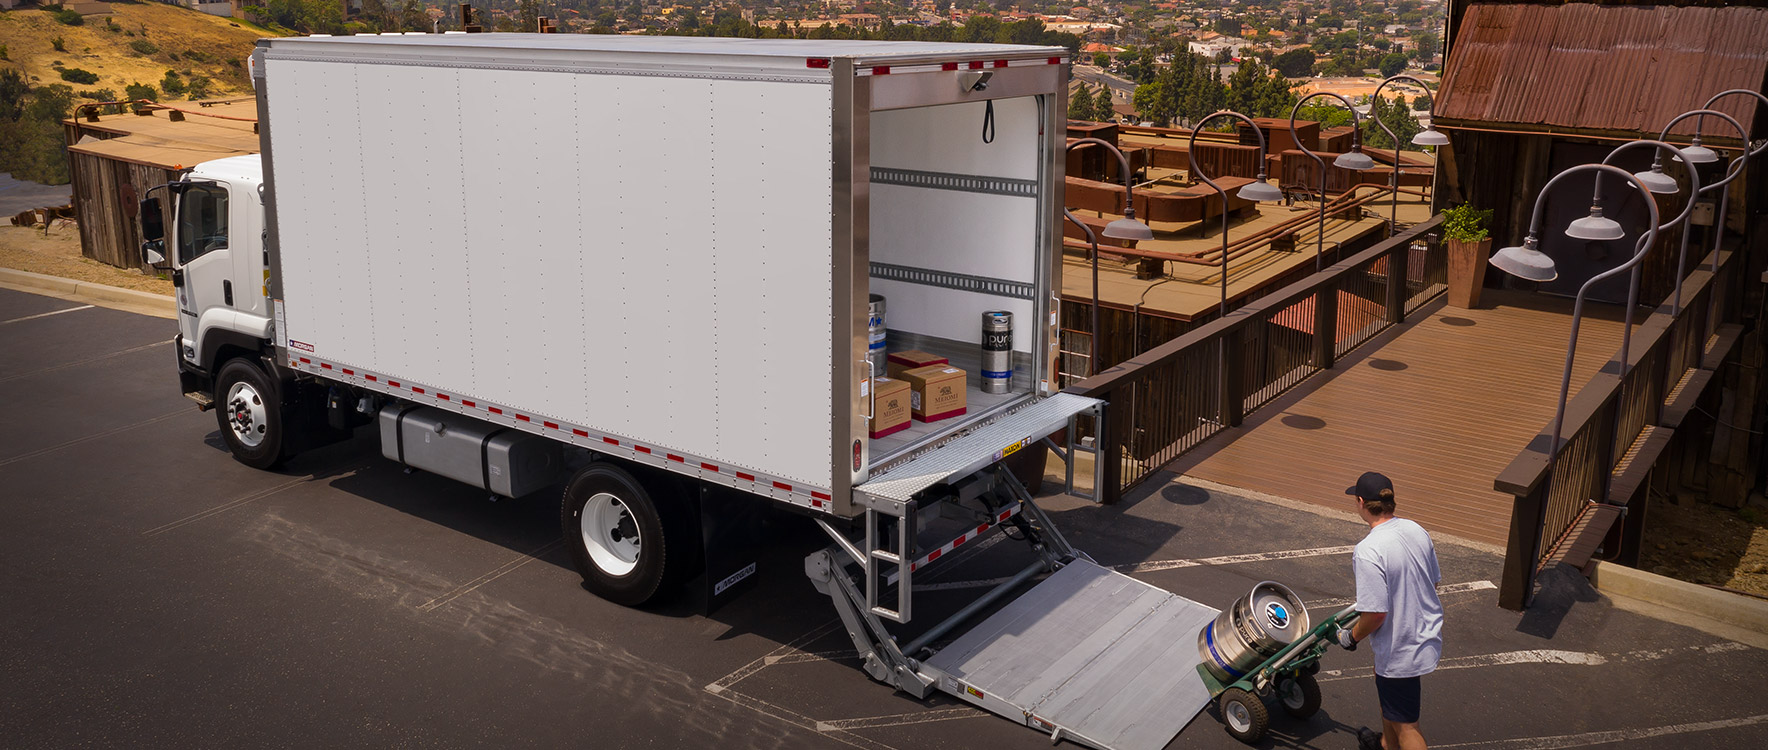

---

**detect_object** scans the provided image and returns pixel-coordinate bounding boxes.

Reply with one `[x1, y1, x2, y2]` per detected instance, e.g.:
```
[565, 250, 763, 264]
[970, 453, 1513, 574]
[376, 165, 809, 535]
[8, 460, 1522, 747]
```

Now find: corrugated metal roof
[1436, 3, 1768, 137]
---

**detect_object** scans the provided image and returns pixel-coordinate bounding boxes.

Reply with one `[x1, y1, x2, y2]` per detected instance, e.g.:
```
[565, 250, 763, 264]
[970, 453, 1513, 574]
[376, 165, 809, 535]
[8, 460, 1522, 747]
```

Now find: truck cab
[142, 155, 274, 402]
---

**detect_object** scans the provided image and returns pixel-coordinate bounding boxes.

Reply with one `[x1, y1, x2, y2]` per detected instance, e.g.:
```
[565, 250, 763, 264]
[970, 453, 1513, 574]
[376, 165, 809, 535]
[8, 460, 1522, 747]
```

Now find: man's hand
[1336, 627, 1358, 651]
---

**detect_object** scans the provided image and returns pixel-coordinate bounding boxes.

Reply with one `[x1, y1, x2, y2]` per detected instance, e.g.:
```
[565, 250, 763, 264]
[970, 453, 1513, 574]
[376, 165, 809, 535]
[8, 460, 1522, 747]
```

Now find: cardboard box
[869, 377, 911, 438]
[887, 349, 949, 380]
[902, 365, 967, 422]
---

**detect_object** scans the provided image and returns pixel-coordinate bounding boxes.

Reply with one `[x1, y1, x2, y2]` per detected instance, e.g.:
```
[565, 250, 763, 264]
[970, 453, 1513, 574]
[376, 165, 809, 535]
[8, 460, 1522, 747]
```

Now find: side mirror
[143, 240, 167, 267]
[140, 196, 164, 242]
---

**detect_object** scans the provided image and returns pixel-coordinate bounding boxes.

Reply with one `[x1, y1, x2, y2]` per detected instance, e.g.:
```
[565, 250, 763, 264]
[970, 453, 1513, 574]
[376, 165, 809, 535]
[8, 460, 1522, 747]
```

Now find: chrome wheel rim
[225, 381, 268, 448]
[581, 492, 640, 576]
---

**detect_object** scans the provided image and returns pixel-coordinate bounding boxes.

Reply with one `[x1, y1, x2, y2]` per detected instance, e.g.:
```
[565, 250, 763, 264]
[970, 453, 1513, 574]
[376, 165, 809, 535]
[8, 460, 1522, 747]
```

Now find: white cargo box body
[256, 34, 1068, 517]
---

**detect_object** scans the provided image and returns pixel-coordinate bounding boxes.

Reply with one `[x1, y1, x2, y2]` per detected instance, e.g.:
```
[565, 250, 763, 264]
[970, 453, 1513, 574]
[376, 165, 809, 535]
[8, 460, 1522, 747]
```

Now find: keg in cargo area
[868, 294, 887, 377]
[1197, 581, 1310, 682]
[981, 311, 1012, 394]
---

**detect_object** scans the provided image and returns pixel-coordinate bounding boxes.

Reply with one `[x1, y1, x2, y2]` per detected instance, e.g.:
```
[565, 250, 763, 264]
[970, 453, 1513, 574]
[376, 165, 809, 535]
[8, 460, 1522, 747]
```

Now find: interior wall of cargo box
[867, 96, 1040, 390]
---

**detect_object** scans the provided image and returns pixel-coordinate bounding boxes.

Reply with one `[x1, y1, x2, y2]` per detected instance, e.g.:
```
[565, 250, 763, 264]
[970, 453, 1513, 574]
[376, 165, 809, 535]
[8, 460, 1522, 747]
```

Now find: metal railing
[1494, 247, 1738, 610]
[1067, 215, 1446, 503]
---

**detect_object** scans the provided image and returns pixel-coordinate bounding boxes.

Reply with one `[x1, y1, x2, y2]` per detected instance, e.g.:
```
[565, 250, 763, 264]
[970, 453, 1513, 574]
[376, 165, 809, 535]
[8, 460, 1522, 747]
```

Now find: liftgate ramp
[815, 394, 1222, 750]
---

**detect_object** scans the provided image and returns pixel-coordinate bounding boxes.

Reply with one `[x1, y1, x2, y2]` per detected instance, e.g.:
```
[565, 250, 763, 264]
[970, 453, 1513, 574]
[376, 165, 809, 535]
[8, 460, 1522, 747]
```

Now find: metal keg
[1197, 581, 1310, 682]
[981, 311, 1012, 394]
[867, 294, 887, 377]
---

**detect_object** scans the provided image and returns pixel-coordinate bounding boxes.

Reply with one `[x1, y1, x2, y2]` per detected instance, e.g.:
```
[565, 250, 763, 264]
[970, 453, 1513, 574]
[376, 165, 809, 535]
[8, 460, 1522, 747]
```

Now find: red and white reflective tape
[887, 502, 1023, 584]
[850, 57, 1065, 76]
[286, 354, 837, 512]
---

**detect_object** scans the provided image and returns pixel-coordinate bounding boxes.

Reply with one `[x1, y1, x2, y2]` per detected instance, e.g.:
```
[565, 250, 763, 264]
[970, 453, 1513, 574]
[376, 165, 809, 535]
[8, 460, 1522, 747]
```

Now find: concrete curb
[0, 268, 176, 319]
[1590, 561, 1768, 645]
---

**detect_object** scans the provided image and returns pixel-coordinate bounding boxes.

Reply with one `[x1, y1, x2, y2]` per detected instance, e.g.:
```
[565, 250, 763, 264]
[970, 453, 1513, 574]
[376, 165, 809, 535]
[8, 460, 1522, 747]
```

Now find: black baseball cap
[1346, 472, 1394, 502]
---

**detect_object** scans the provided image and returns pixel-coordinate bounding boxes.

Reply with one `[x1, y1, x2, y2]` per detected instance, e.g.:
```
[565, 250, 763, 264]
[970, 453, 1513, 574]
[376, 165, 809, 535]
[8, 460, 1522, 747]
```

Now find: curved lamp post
[1369, 74, 1451, 231]
[1188, 109, 1285, 317]
[1586, 139, 1705, 371]
[1064, 138, 1155, 376]
[1692, 89, 1768, 330]
[1487, 164, 1662, 456]
[1642, 109, 1751, 313]
[1289, 92, 1378, 271]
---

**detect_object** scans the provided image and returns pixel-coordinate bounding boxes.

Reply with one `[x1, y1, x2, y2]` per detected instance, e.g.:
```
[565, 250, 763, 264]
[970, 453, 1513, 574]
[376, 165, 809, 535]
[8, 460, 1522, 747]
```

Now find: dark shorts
[1374, 675, 1422, 723]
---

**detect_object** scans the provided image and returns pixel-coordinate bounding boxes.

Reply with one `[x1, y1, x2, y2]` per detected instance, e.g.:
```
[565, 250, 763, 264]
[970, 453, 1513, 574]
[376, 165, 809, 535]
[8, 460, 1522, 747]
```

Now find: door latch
[223, 279, 233, 306]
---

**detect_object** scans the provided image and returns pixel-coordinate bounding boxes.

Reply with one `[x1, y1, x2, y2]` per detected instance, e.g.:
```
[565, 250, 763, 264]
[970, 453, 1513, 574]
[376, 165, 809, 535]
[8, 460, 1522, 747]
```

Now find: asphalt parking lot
[4, 285, 1767, 749]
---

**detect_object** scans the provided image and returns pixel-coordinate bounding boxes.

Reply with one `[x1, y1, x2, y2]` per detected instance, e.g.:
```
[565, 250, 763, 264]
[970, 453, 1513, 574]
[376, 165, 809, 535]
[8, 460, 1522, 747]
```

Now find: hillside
[0, 2, 284, 101]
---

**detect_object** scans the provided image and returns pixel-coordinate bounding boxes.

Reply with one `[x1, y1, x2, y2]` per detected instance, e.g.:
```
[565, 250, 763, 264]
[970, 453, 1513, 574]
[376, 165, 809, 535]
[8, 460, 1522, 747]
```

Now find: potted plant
[1442, 203, 1494, 308]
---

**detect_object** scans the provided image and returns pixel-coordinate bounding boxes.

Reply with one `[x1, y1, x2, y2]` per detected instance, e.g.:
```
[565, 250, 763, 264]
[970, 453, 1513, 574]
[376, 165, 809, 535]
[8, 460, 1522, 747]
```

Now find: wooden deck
[1165, 289, 1628, 548]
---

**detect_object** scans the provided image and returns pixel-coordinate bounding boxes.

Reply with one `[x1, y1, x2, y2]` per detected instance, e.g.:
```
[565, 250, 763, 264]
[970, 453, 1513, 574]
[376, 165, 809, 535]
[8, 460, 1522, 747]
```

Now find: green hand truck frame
[1197, 606, 1360, 744]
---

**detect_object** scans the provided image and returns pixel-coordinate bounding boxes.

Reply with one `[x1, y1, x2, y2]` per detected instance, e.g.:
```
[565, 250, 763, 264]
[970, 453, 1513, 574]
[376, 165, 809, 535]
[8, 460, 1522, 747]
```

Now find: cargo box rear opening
[865, 96, 1045, 466]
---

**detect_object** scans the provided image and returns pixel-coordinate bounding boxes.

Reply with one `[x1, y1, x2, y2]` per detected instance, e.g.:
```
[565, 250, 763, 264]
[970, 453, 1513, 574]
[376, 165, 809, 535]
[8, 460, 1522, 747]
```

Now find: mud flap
[694, 482, 767, 614]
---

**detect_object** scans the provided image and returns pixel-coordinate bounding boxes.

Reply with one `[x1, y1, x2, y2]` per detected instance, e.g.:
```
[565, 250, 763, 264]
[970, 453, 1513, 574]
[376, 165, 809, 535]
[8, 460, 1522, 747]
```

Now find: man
[1335, 472, 1442, 750]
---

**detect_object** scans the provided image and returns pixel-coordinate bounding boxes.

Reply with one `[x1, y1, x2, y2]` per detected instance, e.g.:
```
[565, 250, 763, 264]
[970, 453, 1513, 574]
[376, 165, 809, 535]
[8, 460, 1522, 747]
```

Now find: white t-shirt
[1353, 517, 1443, 678]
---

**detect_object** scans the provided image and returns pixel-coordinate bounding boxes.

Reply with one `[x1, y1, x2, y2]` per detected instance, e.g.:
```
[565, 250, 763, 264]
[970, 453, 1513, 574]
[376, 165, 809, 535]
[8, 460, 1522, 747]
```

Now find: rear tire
[1219, 687, 1269, 744]
[1277, 673, 1322, 719]
[214, 358, 288, 470]
[561, 463, 693, 607]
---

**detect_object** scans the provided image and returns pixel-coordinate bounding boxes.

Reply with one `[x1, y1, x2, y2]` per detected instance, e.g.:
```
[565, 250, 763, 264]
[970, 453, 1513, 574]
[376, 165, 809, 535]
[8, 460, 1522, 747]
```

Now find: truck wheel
[1218, 687, 1269, 744]
[561, 464, 690, 607]
[214, 359, 288, 470]
[1277, 673, 1322, 719]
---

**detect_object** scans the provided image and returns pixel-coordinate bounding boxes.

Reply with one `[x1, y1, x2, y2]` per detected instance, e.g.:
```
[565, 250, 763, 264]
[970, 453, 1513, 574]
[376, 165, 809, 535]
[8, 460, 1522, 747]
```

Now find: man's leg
[1381, 718, 1425, 750]
[1373, 676, 1424, 749]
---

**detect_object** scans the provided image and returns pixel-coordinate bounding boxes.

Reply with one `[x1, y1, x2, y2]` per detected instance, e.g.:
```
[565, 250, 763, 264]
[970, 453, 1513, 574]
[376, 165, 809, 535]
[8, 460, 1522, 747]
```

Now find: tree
[1412, 93, 1432, 111]
[1362, 94, 1421, 149]
[1069, 83, 1095, 121]
[1378, 53, 1408, 78]
[1414, 31, 1440, 60]
[1296, 102, 1353, 129]
[1092, 52, 1111, 67]
[1272, 48, 1314, 78]
[0, 79, 75, 184]
[1094, 85, 1118, 123]
[0, 69, 28, 122]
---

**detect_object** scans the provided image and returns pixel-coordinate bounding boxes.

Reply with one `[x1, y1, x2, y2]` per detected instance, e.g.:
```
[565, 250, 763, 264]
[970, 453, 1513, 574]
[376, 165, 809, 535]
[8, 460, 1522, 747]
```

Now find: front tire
[561, 463, 693, 607]
[214, 358, 288, 470]
[1218, 687, 1269, 744]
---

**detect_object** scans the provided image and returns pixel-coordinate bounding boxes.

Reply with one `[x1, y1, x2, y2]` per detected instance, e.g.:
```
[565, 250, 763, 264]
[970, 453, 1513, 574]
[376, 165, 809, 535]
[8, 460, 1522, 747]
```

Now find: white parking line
[0, 338, 174, 385]
[1434, 712, 1768, 749]
[0, 304, 92, 325]
[416, 539, 565, 613]
[1318, 641, 1750, 682]
[0, 407, 186, 468]
[1306, 580, 1497, 609]
[1117, 544, 1358, 574]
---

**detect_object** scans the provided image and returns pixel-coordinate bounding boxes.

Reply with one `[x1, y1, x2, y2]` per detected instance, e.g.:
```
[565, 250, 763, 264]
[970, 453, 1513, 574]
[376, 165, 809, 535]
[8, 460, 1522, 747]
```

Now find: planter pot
[1447, 237, 1492, 309]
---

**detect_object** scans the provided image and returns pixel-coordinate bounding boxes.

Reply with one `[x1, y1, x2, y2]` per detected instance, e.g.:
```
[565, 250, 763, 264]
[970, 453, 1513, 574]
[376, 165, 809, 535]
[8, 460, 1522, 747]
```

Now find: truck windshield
[176, 184, 229, 265]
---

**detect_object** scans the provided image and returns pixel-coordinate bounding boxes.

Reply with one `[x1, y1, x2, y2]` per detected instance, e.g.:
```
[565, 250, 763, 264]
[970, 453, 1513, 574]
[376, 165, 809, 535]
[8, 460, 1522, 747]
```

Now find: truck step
[183, 390, 215, 411]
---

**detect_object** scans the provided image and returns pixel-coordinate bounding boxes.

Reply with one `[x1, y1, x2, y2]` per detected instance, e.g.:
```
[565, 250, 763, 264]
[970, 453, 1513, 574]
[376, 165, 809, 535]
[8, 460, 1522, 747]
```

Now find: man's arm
[1350, 611, 1387, 643]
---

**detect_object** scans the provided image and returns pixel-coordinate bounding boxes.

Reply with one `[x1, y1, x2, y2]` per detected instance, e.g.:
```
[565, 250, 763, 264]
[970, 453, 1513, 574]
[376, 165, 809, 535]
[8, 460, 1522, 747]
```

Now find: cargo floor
[869, 386, 1023, 463]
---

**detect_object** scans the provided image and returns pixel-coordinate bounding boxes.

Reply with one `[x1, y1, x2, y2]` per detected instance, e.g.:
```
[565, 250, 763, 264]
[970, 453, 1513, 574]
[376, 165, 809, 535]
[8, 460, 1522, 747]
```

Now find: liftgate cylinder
[1198, 581, 1310, 682]
[868, 294, 887, 377]
[981, 311, 1013, 394]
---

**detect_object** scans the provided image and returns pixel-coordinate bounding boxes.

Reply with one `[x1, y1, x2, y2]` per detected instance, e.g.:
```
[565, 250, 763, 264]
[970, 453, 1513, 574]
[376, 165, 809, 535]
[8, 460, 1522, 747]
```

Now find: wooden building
[62, 99, 259, 272]
[1433, 1, 1768, 305]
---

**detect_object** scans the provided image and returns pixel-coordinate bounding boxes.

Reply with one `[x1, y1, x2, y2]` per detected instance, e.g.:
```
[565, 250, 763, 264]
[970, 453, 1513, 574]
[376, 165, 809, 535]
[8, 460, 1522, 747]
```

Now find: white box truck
[141, 35, 1232, 750]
